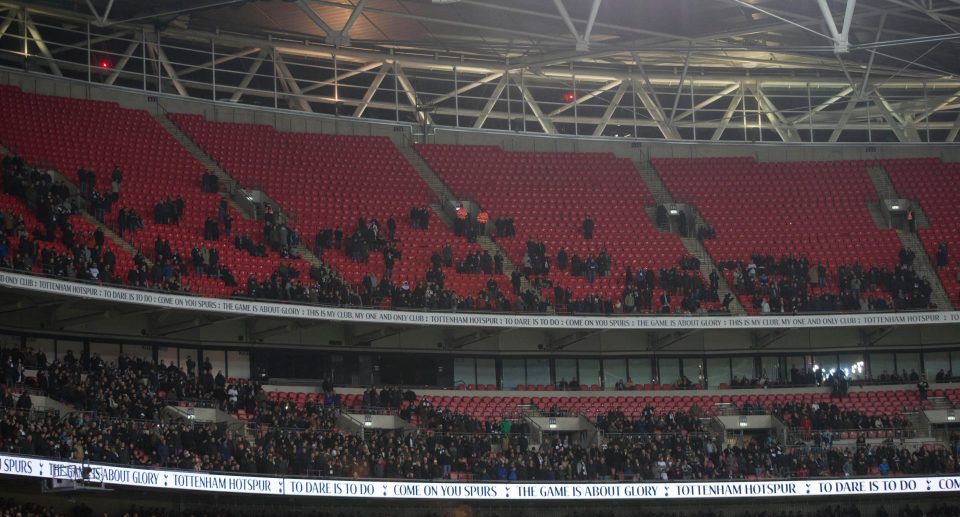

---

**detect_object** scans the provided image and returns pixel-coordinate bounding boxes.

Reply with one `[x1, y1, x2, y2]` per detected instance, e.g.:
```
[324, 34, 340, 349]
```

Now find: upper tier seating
[330, 387, 935, 423]
[654, 157, 903, 312]
[0, 86, 304, 297]
[170, 115, 499, 302]
[884, 157, 960, 306]
[416, 145, 696, 308]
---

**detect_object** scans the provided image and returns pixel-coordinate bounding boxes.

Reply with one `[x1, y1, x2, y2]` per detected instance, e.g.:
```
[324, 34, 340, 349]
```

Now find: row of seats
[885, 158, 960, 306]
[303, 387, 944, 422]
[170, 114, 500, 303]
[416, 144, 710, 308]
[0, 86, 298, 297]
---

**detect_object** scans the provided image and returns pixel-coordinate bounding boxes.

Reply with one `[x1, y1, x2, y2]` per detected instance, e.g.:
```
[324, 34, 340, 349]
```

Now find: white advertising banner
[1, 454, 959, 499]
[1, 271, 959, 330]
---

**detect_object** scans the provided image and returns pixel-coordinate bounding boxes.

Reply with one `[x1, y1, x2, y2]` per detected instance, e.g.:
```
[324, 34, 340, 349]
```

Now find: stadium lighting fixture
[669, 209, 679, 215]
[891, 204, 900, 210]
[948, 410, 956, 422]
[738, 416, 749, 427]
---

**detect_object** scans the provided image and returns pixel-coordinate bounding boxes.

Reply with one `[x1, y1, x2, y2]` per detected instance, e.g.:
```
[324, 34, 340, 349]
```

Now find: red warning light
[99, 60, 110, 69]
[563, 91, 576, 103]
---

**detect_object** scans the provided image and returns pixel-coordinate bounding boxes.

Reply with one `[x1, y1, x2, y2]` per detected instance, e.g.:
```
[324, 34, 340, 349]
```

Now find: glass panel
[227, 350, 250, 379]
[158, 346, 178, 370]
[454, 357, 476, 386]
[89, 342, 120, 367]
[556, 359, 578, 388]
[924, 352, 950, 382]
[124, 344, 154, 362]
[785, 356, 815, 384]
[658, 358, 680, 386]
[526, 358, 550, 386]
[951, 353, 960, 379]
[26, 337, 54, 367]
[870, 353, 895, 380]
[0, 333, 18, 348]
[476, 358, 496, 387]
[206, 351, 227, 378]
[502, 359, 525, 389]
[681, 358, 703, 386]
[578, 359, 600, 388]
[731, 356, 754, 383]
[55, 339, 83, 362]
[760, 356, 783, 383]
[603, 358, 627, 389]
[628, 358, 654, 386]
[896, 353, 922, 380]
[838, 353, 865, 381]
[811, 354, 837, 378]
[707, 357, 731, 387]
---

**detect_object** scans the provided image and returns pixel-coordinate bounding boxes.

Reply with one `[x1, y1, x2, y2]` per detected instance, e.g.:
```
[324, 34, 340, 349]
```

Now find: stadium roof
[12, 0, 960, 141]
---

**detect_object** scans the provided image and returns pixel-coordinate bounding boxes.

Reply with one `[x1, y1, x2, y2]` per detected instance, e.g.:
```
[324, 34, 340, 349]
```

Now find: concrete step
[866, 201, 889, 229]
[0, 147, 154, 269]
[82, 212, 152, 267]
[152, 112, 261, 220]
[399, 143, 534, 296]
[154, 111, 357, 295]
[644, 206, 671, 233]
[867, 167, 899, 200]
[928, 397, 953, 410]
[632, 160, 675, 206]
[679, 237, 746, 315]
[897, 230, 954, 310]
[867, 165, 950, 309]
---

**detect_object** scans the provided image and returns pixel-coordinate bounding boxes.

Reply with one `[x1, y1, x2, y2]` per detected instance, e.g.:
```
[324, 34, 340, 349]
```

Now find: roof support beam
[873, 91, 920, 142]
[473, 75, 507, 129]
[296, 0, 368, 46]
[592, 81, 627, 136]
[548, 79, 621, 116]
[752, 84, 801, 142]
[790, 86, 854, 125]
[582, 0, 602, 51]
[24, 12, 62, 76]
[424, 71, 503, 107]
[84, 0, 114, 25]
[817, 0, 857, 52]
[104, 37, 139, 85]
[553, 0, 581, 45]
[229, 49, 268, 102]
[274, 52, 312, 112]
[552, 0, 602, 51]
[177, 47, 260, 77]
[340, 0, 368, 41]
[633, 77, 679, 140]
[296, 0, 335, 37]
[393, 63, 431, 125]
[149, 42, 186, 96]
[353, 63, 388, 118]
[829, 97, 859, 142]
[947, 112, 960, 142]
[513, 75, 557, 134]
[712, 88, 743, 141]
[301, 61, 383, 94]
[911, 87, 960, 125]
[0, 11, 17, 45]
[50, 30, 133, 56]
[668, 47, 691, 124]
[674, 83, 739, 123]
